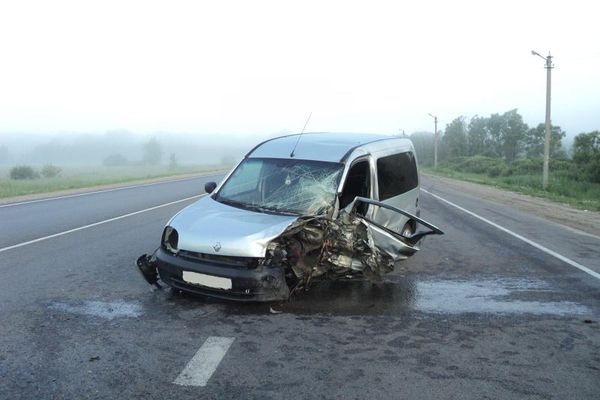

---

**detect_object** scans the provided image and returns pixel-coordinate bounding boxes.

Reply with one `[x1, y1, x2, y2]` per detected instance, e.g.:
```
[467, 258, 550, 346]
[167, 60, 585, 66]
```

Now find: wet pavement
[0, 175, 599, 399]
[49, 300, 144, 320]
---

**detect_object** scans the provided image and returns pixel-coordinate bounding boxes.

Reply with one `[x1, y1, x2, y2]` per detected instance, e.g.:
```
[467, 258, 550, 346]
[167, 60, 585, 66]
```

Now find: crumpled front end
[263, 209, 425, 295]
[137, 197, 443, 302]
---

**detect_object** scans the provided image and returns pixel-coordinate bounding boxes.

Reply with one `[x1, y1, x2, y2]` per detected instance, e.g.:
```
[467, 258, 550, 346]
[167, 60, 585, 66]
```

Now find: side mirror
[204, 181, 217, 193]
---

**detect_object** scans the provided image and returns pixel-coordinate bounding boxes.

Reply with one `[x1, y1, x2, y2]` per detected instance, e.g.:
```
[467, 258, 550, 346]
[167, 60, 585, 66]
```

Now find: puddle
[50, 300, 142, 320]
[415, 279, 590, 315]
[218, 277, 591, 317]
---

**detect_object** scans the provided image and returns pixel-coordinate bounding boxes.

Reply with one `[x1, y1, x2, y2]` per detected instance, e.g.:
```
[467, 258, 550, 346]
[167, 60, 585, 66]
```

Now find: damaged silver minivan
[137, 133, 443, 301]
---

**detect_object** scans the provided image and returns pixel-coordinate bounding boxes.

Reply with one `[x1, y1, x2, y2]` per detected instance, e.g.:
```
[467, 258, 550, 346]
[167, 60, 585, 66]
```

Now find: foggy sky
[0, 0, 598, 139]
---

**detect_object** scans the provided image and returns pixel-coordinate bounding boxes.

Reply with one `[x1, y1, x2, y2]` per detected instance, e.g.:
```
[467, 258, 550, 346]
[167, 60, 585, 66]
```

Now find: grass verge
[423, 167, 600, 212]
[0, 164, 229, 199]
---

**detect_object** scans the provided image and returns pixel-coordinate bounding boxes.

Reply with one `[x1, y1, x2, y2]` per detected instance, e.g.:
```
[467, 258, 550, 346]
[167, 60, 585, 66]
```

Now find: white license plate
[182, 271, 232, 290]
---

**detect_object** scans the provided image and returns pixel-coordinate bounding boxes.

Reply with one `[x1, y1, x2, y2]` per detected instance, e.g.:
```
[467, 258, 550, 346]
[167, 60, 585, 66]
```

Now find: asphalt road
[0, 173, 598, 400]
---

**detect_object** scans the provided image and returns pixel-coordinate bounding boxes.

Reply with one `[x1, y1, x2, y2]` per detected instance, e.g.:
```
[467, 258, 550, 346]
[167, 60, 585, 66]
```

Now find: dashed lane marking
[174, 337, 235, 387]
[421, 188, 600, 281]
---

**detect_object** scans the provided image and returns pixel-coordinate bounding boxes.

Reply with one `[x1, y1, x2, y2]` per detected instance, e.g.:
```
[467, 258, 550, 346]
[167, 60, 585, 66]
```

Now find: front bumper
[155, 249, 290, 302]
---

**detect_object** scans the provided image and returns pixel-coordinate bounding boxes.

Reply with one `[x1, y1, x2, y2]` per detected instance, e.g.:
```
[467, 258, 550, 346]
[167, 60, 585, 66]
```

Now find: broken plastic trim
[136, 251, 161, 290]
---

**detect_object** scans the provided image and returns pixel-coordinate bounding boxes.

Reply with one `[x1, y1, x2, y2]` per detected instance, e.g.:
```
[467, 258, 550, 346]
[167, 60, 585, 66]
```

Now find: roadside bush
[550, 159, 573, 172]
[501, 167, 513, 177]
[439, 155, 600, 186]
[549, 160, 584, 181]
[507, 158, 542, 175]
[41, 164, 62, 178]
[487, 165, 507, 177]
[573, 131, 600, 183]
[103, 154, 128, 167]
[443, 156, 506, 174]
[10, 165, 38, 180]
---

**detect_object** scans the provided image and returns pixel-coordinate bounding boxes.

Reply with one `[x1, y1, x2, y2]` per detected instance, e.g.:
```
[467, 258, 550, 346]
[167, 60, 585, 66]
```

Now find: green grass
[423, 167, 600, 211]
[0, 164, 230, 199]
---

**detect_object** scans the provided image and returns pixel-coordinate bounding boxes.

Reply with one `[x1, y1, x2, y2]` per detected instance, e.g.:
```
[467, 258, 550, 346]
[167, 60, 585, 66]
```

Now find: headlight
[162, 226, 179, 254]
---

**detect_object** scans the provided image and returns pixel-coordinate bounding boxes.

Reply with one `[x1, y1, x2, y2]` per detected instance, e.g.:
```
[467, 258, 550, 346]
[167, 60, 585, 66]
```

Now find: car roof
[247, 132, 413, 163]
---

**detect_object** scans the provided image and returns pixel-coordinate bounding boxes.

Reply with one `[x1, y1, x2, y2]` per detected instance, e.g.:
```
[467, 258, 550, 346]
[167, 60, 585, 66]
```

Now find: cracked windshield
[217, 158, 343, 215]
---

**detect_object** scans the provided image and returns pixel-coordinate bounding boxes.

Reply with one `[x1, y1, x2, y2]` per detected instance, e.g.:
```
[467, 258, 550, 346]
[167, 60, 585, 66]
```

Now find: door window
[376, 152, 418, 200]
[339, 160, 370, 210]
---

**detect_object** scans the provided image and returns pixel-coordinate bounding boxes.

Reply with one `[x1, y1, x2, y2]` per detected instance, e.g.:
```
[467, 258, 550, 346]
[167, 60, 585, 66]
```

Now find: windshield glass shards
[216, 158, 343, 215]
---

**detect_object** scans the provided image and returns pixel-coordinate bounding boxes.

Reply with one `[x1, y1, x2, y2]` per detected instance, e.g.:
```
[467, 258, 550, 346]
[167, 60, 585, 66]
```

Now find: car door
[372, 151, 420, 235]
[345, 196, 443, 262]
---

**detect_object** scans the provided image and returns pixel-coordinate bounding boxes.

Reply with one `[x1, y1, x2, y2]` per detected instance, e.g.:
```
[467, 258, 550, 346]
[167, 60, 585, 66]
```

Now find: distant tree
[103, 154, 128, 167]
[41, 164, 62, 178]
[486, 113, 506, 158]
[409, 131, 435, 166]
[10, 165, 38, 180]
[467, 116, 489, 156]
[524, 123, 566, 159]
[572, 131, 600, 182]
[500, 109, 528, 163]
[168, 153, 178, 170]
[31, 143, 55, 164]
[573, 131, 600, 163]
[142, 138, 163, 165]
[441, 117, 468, 159]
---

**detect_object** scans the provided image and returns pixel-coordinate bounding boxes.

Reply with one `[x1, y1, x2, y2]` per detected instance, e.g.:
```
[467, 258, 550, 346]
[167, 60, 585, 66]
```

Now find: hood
[169, 196, 299, 257]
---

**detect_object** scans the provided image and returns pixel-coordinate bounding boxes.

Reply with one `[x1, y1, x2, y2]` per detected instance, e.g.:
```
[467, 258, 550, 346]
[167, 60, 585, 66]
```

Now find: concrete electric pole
[531, 50, 554, 190]
[428, 113, 438, 168]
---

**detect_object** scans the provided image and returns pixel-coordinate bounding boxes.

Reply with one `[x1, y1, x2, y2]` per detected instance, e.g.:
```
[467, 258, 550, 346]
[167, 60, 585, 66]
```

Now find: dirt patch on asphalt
[423, 173, 600, 238]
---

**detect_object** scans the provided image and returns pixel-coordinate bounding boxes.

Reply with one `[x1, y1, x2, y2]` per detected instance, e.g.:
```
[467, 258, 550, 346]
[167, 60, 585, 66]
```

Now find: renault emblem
[213, 242, 222, 252]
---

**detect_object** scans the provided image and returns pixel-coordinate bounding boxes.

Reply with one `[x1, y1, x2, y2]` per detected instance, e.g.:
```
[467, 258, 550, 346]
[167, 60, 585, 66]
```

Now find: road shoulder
[421, 172, 600, 238]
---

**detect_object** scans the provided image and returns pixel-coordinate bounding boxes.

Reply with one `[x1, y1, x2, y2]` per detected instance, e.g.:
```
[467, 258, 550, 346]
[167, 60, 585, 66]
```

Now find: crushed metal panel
[367, 223, 419, 261]
[264, 202, 442, 291]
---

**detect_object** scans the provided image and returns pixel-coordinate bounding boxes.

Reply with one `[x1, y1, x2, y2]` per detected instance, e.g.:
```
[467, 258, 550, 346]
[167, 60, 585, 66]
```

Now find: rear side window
[377, 152, 418, 200]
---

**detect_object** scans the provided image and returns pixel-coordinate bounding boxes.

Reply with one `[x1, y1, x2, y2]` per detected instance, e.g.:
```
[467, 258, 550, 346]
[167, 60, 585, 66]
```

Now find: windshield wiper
[216, 197, 258, 211]
[217, 197, 298, 216]
[255, 205, 299, 216]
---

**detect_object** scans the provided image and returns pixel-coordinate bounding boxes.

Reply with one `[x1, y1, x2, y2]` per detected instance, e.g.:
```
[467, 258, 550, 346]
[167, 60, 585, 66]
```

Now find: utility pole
[531, 50, 554, 190]
[428, 113, 438, 168]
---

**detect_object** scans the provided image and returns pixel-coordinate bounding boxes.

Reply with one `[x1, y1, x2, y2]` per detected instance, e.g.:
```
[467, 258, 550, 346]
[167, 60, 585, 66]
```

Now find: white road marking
[0, 194, 204, 254]
[421, 188, 600, 280]
[174, 337, 235, 387]
[0, 174, 217, 208]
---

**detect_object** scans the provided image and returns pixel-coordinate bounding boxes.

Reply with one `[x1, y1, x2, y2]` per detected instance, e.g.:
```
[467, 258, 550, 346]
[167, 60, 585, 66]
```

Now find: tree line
[411, 109, 599, 183]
